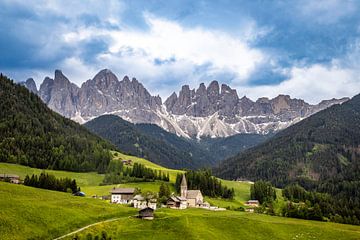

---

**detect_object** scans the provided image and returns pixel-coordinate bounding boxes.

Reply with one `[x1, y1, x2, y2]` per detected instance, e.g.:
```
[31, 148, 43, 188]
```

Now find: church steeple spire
[180, 174, 187, 198]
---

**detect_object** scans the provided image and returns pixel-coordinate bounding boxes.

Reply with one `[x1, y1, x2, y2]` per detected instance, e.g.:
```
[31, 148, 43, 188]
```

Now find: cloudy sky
[1, 0, 360, 103]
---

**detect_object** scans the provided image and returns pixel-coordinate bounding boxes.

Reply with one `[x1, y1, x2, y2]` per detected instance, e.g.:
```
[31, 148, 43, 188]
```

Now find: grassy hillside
[112, 151, 183, 182]
[0, 182, 136, 240]
[64, 208, 360, 240]
[0, 162, 103, 186]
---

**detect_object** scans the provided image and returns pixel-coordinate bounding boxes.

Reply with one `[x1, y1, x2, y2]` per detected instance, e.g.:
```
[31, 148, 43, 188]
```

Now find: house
[138, 207, 154, 220]
[245, 200, 260, 207]
[0, 174, 20, 184]
[166, 196, 188, 209]
[133, 194, 157, 210]
[110, 188, 135, 204]
[121, 160, 132, 166]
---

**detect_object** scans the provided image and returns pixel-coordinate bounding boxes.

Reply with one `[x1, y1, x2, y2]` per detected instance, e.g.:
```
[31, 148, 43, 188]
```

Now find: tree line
[250, 180, 360, 225]
[175, 170, 235, 199]
[24, 172, 79, 193]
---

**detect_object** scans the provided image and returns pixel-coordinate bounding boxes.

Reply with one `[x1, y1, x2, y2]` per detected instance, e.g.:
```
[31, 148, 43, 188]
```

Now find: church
[167, 174, 207, 209]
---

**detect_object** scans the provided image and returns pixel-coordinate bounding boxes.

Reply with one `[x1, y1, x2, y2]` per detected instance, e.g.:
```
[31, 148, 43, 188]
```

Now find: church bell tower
[180, 174, 187, 198]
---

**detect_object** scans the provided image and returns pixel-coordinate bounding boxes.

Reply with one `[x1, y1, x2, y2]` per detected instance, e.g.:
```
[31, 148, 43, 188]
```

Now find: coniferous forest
[102, 161, 170, 185]
[175, 170, 235, 199]
[0, 74, 114, 173]
[24, 172, 79, 193]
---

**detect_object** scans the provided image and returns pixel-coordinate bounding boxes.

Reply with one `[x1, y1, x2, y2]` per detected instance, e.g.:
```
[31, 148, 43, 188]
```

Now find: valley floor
[1, 158, 360, 240]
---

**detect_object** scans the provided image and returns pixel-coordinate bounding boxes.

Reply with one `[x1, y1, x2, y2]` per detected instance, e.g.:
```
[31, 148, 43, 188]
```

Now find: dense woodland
[102, 161, 169, 185]
[84, 115, 199, 169]
[175, 170, 235, 199]
[0, 74, 114, 173]
[24, 172, 79, 193]
[250, 181, 277, 204]
[85, 115, 268, 170]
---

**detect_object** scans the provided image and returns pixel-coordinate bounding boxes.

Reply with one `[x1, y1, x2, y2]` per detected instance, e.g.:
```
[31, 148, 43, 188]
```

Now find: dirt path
[53, 217, 128, 240]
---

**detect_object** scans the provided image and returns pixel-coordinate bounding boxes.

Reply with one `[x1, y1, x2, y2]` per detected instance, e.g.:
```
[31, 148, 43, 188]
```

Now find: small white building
[110, 188, 135, 204]
[245, 200, 260, 207]
[133, 194, 157, 210]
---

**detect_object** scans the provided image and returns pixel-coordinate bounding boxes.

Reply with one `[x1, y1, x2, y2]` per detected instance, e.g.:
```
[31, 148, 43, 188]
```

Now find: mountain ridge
[22, 69, 349, 138]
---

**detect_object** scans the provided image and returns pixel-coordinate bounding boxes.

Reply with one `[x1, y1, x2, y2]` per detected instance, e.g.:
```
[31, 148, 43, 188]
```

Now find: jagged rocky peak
[92, 68, 119, 89]
[207, 81, 220, 104]
[54, 69, 71, 85]
[38, 70, 79, 118]
[20, 78, 38, 94]
[164, 92, 178, 111]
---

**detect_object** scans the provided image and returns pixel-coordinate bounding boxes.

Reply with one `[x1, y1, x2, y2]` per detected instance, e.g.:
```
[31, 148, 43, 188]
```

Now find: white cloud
[240, 63, 360, 104]
[296, 0, 357, 24]
[63, 13, 266, 83]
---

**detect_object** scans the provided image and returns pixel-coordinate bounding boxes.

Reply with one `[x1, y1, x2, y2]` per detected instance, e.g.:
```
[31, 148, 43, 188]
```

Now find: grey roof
[0, 174, 20, 179]
[110, 188, 135, 194]
[169, 196, 179, 202]
[133, 194, 145, 201]
[168, 196, 187, 202]
[247, 200, 259, 203]
[176, 196, 187, 201]
[186, 190, 202, 199]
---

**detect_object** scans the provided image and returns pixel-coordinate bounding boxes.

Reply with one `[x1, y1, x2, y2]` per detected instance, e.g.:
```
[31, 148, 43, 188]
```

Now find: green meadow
[0, 182, 136, 240]
[65, 208, 360, 240]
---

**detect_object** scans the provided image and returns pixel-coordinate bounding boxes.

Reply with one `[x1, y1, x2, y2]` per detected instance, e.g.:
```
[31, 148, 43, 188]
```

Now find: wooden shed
[138, 207, 154, 220]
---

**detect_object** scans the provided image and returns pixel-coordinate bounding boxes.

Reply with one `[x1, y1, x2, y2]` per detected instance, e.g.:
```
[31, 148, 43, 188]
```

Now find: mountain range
[21, 69, 349, 139]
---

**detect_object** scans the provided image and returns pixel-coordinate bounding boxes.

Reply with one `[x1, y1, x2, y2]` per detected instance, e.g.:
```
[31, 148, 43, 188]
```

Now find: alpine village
[2, 1, 360, 240]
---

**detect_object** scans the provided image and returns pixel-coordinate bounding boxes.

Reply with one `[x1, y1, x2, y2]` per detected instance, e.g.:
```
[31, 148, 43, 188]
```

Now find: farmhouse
[133, 194, 157, 210]
[138, 207, 154, 220]
[0, 174, 20, 184]
[167, 196, 188, 209]
[110, 188, 135, 204]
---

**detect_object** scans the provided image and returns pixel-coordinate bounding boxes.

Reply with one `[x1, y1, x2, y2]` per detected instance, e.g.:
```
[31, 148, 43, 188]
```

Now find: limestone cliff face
[37, 69, 162, 123]
[20, 78, 38, 94]
[25, 69, 349, 138]
[39, 70, 79, 118]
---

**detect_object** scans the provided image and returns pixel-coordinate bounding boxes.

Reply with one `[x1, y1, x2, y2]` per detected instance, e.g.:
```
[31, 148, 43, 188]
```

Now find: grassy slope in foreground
[0, 182, 136, 240]
[65, 208, 360, 240]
